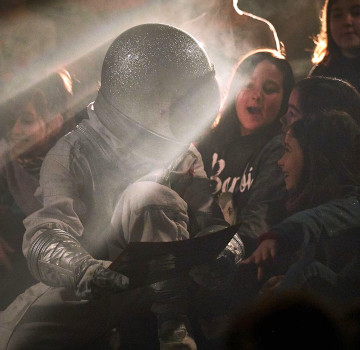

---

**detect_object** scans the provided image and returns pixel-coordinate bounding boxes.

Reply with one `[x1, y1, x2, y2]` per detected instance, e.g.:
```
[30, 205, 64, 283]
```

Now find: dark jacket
[198, 126, 287, 242]
[309, 55, 360, 92]
[271, 187, 360, 289]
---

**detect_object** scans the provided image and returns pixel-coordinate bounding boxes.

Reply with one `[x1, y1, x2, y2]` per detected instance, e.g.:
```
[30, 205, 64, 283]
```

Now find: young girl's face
[277, 131, 304, 191]
[329, 0, 360, 57]
[235, 60, 284, 136]
[10, 100, 48, 157]
[281, 88, 302, 130]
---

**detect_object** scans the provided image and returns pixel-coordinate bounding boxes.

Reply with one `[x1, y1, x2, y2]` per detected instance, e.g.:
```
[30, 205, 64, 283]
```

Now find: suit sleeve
[22, 137, 86, 257]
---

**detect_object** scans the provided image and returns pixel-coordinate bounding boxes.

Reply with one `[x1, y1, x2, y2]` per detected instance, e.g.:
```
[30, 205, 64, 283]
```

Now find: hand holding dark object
[0, 236, 15, 270]
[189, 234, 245, 290]
[241, 239, 278, 281]
[75, 260, 129, 300]
[27, 229, 129, 300]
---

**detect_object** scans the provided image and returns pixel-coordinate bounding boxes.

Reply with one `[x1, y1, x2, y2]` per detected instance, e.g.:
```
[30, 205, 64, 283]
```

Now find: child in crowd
[282, 76, 360, 129]
[244, 110, 360, 309]
[197, 49, 294, 240]
[0, 70, 74, 309]
[190, 49, 294, 348]
[310, 0, 360, 91]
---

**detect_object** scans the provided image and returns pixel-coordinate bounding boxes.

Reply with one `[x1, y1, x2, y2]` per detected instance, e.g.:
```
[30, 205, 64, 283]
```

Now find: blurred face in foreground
[277, 131, 304, 191]
[10, 100, 48, 158]
[235, 60, 284, 136]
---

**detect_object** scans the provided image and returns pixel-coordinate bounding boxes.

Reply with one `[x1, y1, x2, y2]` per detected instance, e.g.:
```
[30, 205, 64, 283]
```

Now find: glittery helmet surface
[99, 23, 219, 141]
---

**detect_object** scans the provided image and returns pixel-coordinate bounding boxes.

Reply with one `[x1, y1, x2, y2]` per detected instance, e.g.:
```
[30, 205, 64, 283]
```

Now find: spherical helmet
[96, 23, 220, 144]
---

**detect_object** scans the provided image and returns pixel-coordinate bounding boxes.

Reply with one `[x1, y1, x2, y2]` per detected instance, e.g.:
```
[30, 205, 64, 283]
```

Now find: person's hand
[0, 236, 15, 270]
[241, 239, 278, 281]
[75, 260, 129, 300]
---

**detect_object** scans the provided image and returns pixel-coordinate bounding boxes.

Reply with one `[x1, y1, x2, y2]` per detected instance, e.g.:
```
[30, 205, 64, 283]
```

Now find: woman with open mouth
[197, 48, 294, 239]
[192, 49, 294, 345]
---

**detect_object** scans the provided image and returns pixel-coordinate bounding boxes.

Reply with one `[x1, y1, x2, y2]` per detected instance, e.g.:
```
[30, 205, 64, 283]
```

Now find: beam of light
[0, 2, 164, 108]
[1, 1, 221, 168]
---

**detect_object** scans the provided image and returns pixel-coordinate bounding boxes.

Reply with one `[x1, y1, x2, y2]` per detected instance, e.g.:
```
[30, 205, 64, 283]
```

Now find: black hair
[287, 110, 360, 212]
[211, 49, 294, 144]
[294, 76, 360, 126]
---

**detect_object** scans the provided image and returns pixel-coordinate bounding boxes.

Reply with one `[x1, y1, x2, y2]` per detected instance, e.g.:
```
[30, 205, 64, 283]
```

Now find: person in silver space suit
[0, 23, 228, 350]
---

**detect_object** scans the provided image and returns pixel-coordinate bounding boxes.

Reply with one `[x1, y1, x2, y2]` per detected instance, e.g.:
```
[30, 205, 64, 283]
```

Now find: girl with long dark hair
[310, 0, 360, 91]
[244, 110, 360, 307]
